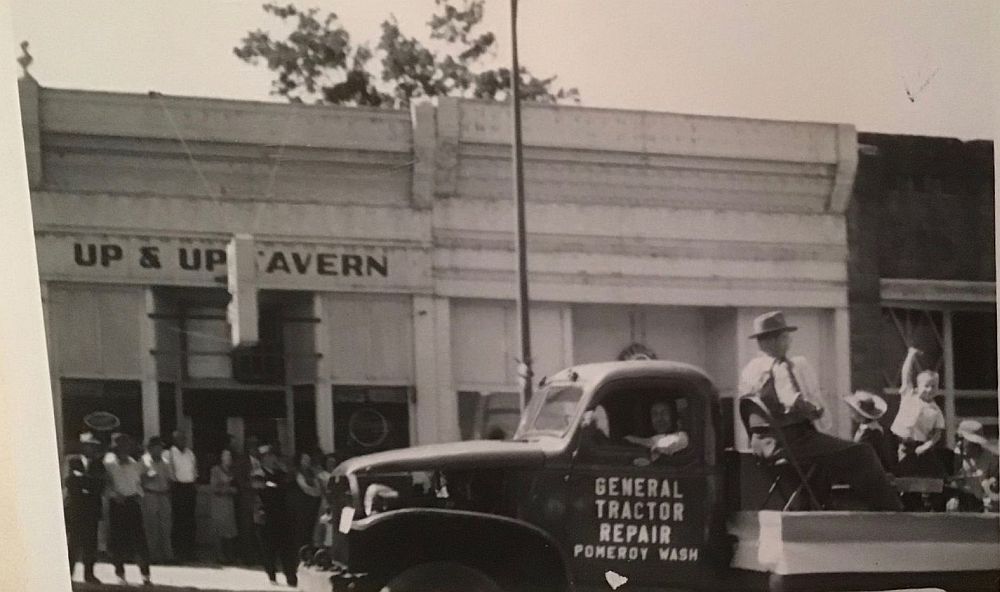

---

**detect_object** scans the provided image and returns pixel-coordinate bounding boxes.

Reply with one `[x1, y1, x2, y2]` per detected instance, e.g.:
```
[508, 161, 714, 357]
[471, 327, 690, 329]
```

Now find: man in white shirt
[167, 430, 197, 562]
[104, 433, 152, 585]
[738, 311, 902, 511]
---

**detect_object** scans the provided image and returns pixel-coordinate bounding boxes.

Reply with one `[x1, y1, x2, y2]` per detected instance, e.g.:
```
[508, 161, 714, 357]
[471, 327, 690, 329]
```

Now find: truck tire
[380, 561, 504, 592]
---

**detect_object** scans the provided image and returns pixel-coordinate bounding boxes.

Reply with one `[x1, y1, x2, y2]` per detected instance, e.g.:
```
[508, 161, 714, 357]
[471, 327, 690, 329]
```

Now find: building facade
[22, 77, 861, 462]
[849, 133, 997, 445]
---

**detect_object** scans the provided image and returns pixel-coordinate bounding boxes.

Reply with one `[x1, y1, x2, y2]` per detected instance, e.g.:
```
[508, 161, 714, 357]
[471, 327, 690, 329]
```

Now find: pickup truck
[299, 360, 1000, 592]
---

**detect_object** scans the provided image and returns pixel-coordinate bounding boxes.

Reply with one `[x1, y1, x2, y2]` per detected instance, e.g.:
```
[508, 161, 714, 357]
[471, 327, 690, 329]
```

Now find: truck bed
[728, 510, 1000, 591]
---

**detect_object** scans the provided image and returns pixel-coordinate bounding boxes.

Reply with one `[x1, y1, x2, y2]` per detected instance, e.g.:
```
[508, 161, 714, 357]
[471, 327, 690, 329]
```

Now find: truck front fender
[348, 508, 572, 592]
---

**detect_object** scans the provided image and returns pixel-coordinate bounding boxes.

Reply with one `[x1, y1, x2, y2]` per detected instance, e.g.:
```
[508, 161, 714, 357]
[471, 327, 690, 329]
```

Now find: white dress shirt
[167, 446, 197, 483]
[739, 354, 823, 411]
[739, 353, 830, 431]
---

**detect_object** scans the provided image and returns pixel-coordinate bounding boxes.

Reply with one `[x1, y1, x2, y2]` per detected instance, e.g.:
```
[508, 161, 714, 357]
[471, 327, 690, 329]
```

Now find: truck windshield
[514, 384, 585, 439]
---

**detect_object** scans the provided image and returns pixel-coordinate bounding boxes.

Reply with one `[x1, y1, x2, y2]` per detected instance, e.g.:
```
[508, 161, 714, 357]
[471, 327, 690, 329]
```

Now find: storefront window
[881, 308, 944, 388]
[952, 311, 998, 391]
[184, 305, 233, 379]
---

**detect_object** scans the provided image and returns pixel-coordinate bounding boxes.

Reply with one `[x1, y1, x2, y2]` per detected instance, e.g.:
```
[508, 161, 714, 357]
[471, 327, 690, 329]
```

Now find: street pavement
[66, 563, 950, 592]
[70, 563, 297, 591]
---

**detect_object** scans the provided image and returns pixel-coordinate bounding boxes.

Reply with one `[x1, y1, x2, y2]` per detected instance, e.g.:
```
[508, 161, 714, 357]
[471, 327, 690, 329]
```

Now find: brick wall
[858, 133, 994, 282]
[848, 133, 995, 391]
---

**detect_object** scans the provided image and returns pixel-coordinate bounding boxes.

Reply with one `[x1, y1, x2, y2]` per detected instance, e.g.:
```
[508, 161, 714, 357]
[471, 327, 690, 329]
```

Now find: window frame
[880, 301, 999, 445]
[574, 376, 705, 469]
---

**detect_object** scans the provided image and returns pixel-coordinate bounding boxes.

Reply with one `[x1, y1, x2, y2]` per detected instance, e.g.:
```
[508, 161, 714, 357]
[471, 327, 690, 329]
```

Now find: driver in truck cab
[739, 310, 903, 511]
[625, 397, 690, 461]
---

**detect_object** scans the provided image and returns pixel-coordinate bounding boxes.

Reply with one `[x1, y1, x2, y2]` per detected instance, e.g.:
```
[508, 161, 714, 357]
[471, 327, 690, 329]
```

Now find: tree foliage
[234, 1, 580, 108]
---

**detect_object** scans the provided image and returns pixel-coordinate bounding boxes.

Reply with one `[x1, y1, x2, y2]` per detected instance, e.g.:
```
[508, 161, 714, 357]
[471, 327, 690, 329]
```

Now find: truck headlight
[363, 483, 400, 516]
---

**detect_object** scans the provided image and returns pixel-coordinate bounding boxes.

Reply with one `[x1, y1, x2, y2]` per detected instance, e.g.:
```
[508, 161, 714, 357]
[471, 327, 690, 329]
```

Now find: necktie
[781, 358, 802, 393]
[774, 358, 801, 409]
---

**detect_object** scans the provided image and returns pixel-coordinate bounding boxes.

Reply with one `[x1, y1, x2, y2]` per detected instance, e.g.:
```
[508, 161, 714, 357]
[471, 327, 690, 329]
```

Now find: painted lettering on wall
[69, 242, 390, 278]
[178, 247, 226, 271]
[73, 243, 123, 268]
[571, 477, 699, 564]
[261, 251, 388, 277]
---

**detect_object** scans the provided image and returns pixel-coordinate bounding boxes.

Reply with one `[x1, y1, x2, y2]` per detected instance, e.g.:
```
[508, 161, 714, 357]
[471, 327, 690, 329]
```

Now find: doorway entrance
[183, 388, 287, 481]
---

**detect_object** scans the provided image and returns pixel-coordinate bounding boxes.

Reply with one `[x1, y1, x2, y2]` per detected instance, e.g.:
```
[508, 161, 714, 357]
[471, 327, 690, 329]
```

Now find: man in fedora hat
[64, 431, 106, 584]
[845, 390, 895, 473]
[948, 420, 999, 512]
[739, 311, 902, 511]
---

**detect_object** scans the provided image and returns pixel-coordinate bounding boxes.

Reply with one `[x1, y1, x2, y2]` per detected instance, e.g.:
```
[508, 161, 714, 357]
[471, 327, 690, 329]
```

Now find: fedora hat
[748, 311, 797, 339]
[844, 390, 888, 421]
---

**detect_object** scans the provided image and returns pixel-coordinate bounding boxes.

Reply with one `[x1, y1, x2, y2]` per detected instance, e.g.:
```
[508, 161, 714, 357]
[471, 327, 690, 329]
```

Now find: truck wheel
[380, 561, 504, 592]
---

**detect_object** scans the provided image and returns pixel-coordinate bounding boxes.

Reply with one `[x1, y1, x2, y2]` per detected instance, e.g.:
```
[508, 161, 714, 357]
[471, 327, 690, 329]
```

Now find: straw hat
[844, 390, 888, 421]
[957, 419, 998, 454]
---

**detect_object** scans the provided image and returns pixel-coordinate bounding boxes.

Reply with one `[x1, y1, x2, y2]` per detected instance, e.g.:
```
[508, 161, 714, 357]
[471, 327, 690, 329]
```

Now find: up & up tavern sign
[34, 233, 432, 292]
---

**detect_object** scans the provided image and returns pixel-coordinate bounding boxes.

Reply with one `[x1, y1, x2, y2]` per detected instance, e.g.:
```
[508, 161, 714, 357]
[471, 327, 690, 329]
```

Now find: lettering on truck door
[564, 385, 707, 587]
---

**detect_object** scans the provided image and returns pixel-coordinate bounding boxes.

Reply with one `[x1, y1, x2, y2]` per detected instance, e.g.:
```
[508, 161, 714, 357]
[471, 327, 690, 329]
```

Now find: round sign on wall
[348, 407, 390, 448]
[83, 411, 120, 432]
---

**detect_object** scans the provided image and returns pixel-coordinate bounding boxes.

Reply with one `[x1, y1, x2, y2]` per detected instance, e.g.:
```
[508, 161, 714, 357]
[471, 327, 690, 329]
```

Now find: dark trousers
[257, 522, 297, 585]
[784, 423, 904, 511]
[109, 497, 151, 578]
[171, 482, 197, 561]
[66, 513, 99, 579]
[292, 492, 322, 551]
[236, 491, 260, 564]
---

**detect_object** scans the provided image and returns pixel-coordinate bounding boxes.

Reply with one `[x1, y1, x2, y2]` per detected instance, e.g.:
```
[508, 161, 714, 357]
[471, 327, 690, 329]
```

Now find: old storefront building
[849, 134, 997, 445]
[22, 77, 861, 462]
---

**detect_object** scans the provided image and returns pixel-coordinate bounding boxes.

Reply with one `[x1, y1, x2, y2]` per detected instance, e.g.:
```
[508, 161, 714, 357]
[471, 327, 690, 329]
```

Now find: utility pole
[510, 0, 533, 412]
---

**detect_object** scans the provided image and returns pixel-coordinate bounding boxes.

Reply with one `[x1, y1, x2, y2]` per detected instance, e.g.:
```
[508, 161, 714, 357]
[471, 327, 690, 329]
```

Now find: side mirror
[581, 410, 595, 428]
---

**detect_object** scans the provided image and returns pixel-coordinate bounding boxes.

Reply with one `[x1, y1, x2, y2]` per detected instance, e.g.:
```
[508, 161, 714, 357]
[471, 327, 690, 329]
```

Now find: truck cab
[299, 361, 999, 592]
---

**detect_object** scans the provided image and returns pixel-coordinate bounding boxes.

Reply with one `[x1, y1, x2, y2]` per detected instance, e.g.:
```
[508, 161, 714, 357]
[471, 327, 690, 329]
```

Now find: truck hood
[333, 439, 551, 476]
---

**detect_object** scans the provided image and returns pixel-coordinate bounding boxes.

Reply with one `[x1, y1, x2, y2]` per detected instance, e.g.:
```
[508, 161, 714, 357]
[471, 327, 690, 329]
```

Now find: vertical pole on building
[510, 0, 533, 413]
[942, 310, 957, 448]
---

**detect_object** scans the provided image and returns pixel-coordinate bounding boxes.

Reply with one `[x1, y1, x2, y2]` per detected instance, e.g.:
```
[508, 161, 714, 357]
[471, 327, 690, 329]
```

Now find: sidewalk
[70, 563, 297, 592]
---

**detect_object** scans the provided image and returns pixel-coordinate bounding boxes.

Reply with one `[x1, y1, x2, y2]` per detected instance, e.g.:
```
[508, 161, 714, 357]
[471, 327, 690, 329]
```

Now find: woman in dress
[209, 449, 239, 564]
[290, 451, 323, 551]
[312, 453, 339, 547]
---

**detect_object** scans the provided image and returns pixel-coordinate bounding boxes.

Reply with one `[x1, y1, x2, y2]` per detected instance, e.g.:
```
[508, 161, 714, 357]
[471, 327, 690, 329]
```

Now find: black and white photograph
[0, 2, 998, 592]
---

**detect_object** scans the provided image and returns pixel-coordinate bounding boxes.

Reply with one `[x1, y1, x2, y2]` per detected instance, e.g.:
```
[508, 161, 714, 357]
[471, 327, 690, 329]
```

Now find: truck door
[564, 378, 712, 588]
